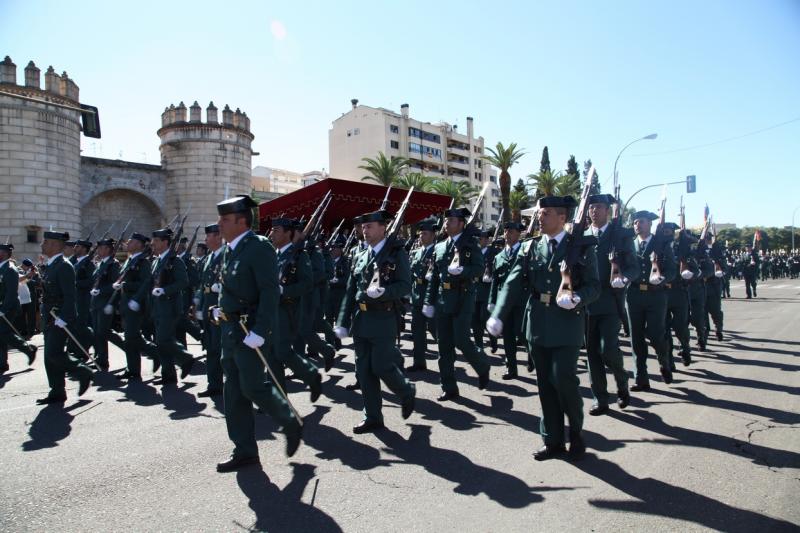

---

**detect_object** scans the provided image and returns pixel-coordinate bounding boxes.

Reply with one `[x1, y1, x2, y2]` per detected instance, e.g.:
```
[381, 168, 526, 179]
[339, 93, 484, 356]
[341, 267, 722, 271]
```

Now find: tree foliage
[359, 152, 409, 185]
[483, 142, 525, 223]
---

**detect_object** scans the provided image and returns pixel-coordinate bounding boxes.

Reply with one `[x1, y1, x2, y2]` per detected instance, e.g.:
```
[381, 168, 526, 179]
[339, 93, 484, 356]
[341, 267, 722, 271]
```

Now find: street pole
[792, 205, 800, 252]
[611, 133, 658, 191]
[622, 178, 689, 214]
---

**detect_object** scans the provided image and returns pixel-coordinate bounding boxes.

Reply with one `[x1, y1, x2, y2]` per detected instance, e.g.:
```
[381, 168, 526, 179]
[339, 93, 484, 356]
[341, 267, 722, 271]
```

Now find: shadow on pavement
[21, 399, 93, 451]
[0, 367, 34, 389]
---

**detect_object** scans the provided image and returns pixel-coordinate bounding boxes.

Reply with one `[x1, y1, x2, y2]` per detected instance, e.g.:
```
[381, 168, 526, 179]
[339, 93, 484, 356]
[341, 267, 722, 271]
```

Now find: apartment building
[329, 100, 501, 226]
[252, 166, 326, 195]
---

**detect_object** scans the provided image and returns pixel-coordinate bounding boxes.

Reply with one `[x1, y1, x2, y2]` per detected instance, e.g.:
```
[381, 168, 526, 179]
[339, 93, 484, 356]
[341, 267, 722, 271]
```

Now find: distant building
[328, 100, 499, 227]
[252, 166, 326, 196]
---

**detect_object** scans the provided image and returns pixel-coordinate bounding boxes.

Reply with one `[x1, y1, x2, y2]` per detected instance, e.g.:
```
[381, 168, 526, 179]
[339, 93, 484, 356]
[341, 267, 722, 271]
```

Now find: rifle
[326, 218, 346, 247]
[84, 221, 99, 243]
[524, 207, 540, 237]
[186, 225, 200, 258]
[606, 178, 634, 284]
[466, 182, 490, 226]
[556, 166, 597, 301]
[343, 228, 357, 255]
[309, 195, 333, 242]
[484, 209, 506, 281]
[450, 182, 490, 270]
[86, 222, 116, 263]
[492, 209, 505, 242]
[302, 190, 332, 238]
[368, 187, 414, 291]
[675, 195, 694, 273]
[98, 219, 132, 312]
[154, 209, 190, 288]
[649, 188, 668, 280]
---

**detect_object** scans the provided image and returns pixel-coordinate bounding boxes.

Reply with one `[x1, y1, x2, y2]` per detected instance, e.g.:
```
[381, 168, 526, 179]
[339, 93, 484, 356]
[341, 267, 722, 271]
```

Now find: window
[390, 125, 399, 134]
[491, 189, 499, 197]
[409, 142, 422, 154]
[390, 140, 399, 149]
[353, 128, 360, 135]
[490, 175, 497, 183]
[26, 225, 40, 243]
[346, 130, 352, 137]
[408, 127, 441, 144]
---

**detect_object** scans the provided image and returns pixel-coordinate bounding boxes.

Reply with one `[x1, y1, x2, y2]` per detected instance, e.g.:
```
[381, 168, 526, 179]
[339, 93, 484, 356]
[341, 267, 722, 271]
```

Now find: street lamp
[612, 133, 658, 190]
[792, 205, 800, 252]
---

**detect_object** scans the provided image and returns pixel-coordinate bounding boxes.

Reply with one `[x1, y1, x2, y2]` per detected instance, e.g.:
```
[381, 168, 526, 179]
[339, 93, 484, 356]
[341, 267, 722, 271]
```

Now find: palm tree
[359, 152, 409, 185]
[527, 169, 563, 199]
[431, 178, 479, 208]
[483, 142, 525, 223]
[393, 172, 434, 192]
[509, 189, 529, 222]
[554, 172, 581, 197]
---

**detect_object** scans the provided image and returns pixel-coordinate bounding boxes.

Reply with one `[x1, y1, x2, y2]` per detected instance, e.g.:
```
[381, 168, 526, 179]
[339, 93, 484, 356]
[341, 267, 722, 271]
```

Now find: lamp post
[612, 133, 658, 189]
[792, 205, 800, 252]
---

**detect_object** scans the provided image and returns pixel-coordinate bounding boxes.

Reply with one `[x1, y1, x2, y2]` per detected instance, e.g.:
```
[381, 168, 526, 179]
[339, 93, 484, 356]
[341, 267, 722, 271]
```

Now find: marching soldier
[212, 195, 302, 471]
[116, 232, 155, 382]
[705, 234, 726, 341]
[0, 242, 37, 374]
[177, 236, 203, 347]
[148, 228, 195, 385]
[267, 218, 323, 401]
[195, 224, 225, 397]
[488, 221, 526, 380]
[335, 209, 416, 433]
[70, 238, 95, 358]
[626, 211, 677, 390]
[325, 235, 350, 350]
[473, 229, 496, 353]
[423, 207, 490, 401]
[487, 196, 600, 460]
[584, 194, 638, 415]
[37, 230, 94, 404]
[89, 238, 123, 371]
[743, 244, 759, 298]
[661, 223, 694, 369]
[689, 237, 714, 351]
[408, 217, 438, 371]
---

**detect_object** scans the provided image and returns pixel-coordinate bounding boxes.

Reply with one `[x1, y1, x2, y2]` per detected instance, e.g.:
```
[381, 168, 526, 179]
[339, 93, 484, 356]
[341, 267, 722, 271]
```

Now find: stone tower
[0, 56, 82, 259]
[158, 101, 254, 231]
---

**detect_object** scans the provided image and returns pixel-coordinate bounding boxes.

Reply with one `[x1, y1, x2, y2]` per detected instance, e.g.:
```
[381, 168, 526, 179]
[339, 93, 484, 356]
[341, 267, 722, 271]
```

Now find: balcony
[447, 145, 470, 158]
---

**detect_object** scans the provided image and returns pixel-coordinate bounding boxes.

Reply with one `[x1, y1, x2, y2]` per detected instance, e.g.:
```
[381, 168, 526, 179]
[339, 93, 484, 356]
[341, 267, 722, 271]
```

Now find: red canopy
[258, 178, 452, 230]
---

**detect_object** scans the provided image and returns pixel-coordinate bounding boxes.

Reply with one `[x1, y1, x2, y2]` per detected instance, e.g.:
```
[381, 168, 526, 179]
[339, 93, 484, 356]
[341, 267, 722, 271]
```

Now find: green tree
[540, 146, 551, 175]
[566, 155, 580, 182]
[555, 172, 581, 197]
[431, 178, 479, 208]
[393, 171, 434, 192]
[527, 169, 563, 199]
[583, 159, 601, 195]
[359, 152, 409, 185]
[483, 142, 526, 223]
[509, 189, 530, 222]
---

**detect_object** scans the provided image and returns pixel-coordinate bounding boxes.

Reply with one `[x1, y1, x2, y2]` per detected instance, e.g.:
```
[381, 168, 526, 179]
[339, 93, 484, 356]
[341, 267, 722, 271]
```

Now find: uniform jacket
[149, 252, 188, 320]
[0, 260, 20, 315]
[585, 226, 639, 316]
[91, 257, 121, 311]
[409, 244, 435, 307]
[277, 243, 312, 338]
[197, 250, 224, 319]
[425, 233, 484, 314]
[489, 243, 522, 306]
[120, 253, 153, 308]
[41, 255, 77, 324]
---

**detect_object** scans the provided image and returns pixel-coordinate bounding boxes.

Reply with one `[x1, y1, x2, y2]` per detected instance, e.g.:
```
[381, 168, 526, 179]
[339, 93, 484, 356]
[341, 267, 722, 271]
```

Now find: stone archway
[81, 189, 164, 239]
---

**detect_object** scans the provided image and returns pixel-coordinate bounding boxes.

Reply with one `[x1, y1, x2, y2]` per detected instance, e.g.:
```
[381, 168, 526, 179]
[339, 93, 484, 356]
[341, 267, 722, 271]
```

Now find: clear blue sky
[3, 0, 798, 227]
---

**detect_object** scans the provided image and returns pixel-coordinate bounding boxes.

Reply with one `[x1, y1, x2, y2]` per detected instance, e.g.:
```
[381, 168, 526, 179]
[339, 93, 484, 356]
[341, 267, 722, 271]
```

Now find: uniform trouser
[21, 302, 36, 337]
[272, 331, 319, 394]
[91, 306, 125, 366]
[121, 303, 153, 377]
[586, 313, 628, 406]
[293, 318, 334, 361]
[689, 292, 707, 346]
[410, 305, 436, 366]
[626, 289, 669, 385]
[500, 304, 525, 374]
[435, 302, 490, 394]
[665, 291, 690, 366]
[0, 311, 31, 367]
[354, 335, 414, 424]
[203, 319, 223, 391]
[176, 315, 203, 347]
[221, 322, 294, 459]
[531, 343, 583, 447]
[153, 311, 193, 381]
[69, 304, 93, 359]
[706, 290, 723, 333]
[42, 323, 92, 395]
[744, 275, 757, 298]
[472, 299, 489, 350]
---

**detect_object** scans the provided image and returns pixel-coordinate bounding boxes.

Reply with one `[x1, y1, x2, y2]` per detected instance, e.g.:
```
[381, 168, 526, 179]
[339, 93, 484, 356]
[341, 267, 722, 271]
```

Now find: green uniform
[473, 246, 496, 351]
[325, 254, 350, 326]
[409, 244, 436, 368]
[743, 251, 759, 298]
[0, 260, 36, 371]
[40, 255, 93, 398]
[705, 248, 726, 338]
[625, 235, 677, 386]
[197, 249, 224, 391]
[274, 243, 321, 392]
[148, 252, 194, 382]
[489, 243, 524, 375]
[293, 244, 335, 364]
[425, 233, 490, 394]
[688, 251, 713, 349]
[72, 255, 95, 355]
[90, 256, 124, 368]
[492, 234, 600, 447]
[665, 241, 695, 368]
[177, 252, 203, 346]
[220, 230, 296, 459]
[585, 225, 638, 407]
[337, 238, 415, 425]
[119, 252, 155, 378]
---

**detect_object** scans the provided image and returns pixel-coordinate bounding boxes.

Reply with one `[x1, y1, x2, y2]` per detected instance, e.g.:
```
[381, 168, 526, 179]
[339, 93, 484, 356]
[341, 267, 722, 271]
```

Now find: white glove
[211, 307, 222, 321]
[649, 274, 664, 285]
[557, 293, 581, 310]
[482, 274, 492, 283]
[487, 303, 495, 312]
[486, 317, 503, 337]
[0, 311, 4, 317]
[424, 271, 432, 281]
[112, 281, 123, 290]
[193, 297, 201, 306]
[714, 270, 724, 278]
[103, 304, 114, 315]
[128, 300, 140, 312]
[195, 310, 204, 320]
[279, 285, 284, 295]
[54, 317, 67, 329]
[90, 288, 100, 297]
[331, 277, 339, 284]
[243, 331, 265, 349]
[422, 304, 435, 318]
[211, 283, 222, 293]
[447, 265, 464, 275]
[334, 326, 348, 339]
[366, 286, 385, 299]
[681, 270, 694, 280]
[611, 277, 626, 289]
[151, 288, 165, 297]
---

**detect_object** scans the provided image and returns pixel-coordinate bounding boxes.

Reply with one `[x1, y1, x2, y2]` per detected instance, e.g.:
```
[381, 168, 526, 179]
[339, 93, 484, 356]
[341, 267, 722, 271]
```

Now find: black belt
[531, 290, 553, 306]
[357, 301, 394, 312]
[635, 283, 665, 291]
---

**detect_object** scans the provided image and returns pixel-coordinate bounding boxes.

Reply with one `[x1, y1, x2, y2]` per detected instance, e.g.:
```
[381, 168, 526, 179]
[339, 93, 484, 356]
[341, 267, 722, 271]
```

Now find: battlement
[159, 100, 251, 133]
[0, 55, 79, 102]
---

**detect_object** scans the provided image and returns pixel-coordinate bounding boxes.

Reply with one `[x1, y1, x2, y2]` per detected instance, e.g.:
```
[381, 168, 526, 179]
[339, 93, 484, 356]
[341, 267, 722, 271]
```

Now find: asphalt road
[1, 279, 798, 532]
